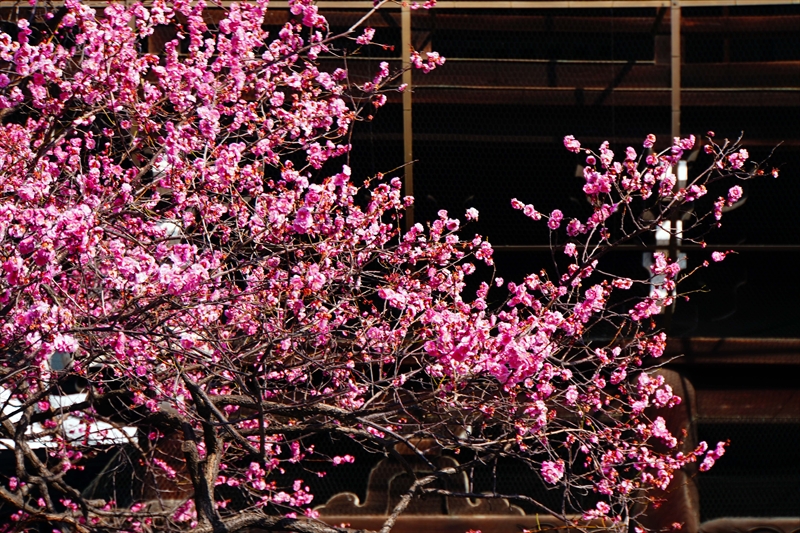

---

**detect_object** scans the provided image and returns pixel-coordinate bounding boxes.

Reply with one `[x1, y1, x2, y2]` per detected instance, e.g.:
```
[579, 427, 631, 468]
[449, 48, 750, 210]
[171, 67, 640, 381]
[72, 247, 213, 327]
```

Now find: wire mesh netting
[696, 422, 800, 520]
[393, 6, 800, 244]
[348, 7, 800, 521]
[351, 5, 800, 339]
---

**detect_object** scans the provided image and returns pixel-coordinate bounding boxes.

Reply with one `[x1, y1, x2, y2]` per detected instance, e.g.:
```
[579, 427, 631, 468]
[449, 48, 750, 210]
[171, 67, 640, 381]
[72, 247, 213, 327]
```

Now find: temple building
[1, 1, 798, 531]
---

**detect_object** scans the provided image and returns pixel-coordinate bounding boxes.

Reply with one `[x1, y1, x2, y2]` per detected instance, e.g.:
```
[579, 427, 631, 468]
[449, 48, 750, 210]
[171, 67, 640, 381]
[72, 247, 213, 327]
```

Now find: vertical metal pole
[671, 0, 681, 140]
[666, 0, 682, 327]
[401, 3, 414, 231]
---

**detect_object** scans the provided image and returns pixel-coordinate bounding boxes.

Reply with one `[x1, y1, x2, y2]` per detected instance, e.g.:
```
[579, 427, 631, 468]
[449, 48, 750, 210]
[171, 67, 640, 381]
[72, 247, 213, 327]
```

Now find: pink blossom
[306, 264, 327, 291]
[728, 149, 749, 169]
[680, 135, 696, 150]
[651, 417, 677, 448]
[654, 385, 679, 408]
[727, 185, 743, 204]
[152, 458, 177, 479]
[714, 197, 725, 220]
[630, 298, 661, 321]
[53, 333, 79, 353]
[564, 386, 578, 405]
[366, 426, 385, 438]
[566, 219, 585, 236]
[522, 204, 541, 220]
[599, 142, 614, 168]
[699, 441, 727, 471]
[356, 27, 375, 45]
[373, 94, 387, 108]
[582, 501, 612, 520]
[294, 207, 314, 233]
[612, 278, 633, 290]
[541, 460, 565, 484]
[410, 50, 446, 73]
[684, 184, 707, 202]
[173, 500, 196, 522]
[547, 209, 563, 230]
[563, 135, 581, 153]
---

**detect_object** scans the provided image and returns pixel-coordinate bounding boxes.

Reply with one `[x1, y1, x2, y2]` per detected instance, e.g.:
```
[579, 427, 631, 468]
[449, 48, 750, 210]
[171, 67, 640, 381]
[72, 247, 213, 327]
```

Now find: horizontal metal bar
[492, 244, 800, 252]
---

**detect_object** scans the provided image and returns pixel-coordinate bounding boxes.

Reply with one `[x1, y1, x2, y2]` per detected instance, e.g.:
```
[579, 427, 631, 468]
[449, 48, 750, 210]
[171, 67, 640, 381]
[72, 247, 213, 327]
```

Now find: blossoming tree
[0, 1, 771, 532]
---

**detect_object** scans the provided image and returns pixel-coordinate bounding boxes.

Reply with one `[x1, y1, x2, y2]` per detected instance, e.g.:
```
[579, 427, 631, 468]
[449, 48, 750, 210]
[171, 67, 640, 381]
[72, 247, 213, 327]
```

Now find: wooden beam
[359, 60, 800, 90]
[682, 13, 800, 33]
[401, 60, 671, 88]
[384, 86, 800, 107]
[402, 3, 414, 230]
[43, 8, 800, 34]
[408, 12, 665, 33]
[352, 131, 800, 147]
[672, 0, 681, 138]
[317, 515, 596, 533]
[345, 59, 800, 86]
[665, 337, 800, 365]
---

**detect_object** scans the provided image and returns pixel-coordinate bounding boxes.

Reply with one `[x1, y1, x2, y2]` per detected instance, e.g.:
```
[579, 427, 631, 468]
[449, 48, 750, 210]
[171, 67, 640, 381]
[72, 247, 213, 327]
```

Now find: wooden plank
[352, 132, 800, 147]
[407, 12, 800, 34]
[408, 12, 665, 33]
[202, 8, 794, 34]
[314, 515, 593, 533]
[407, 60, 671, 88]
[696, 389, 800, 420]
[326, 60, 800, 90]
[401, 87, 800, 106]
[408, 86, 673, 106]
[683, 13, 800, 33]
[684, 62, 800, 87]
[666, 337, 800, 364]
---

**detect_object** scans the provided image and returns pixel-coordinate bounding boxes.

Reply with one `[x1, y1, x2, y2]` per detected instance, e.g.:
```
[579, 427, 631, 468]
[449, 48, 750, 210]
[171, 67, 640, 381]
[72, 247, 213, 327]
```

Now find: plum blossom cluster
[0, 1, 766, 533]
[0, 1, 451, 531]
[485, 132, 761, 523]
